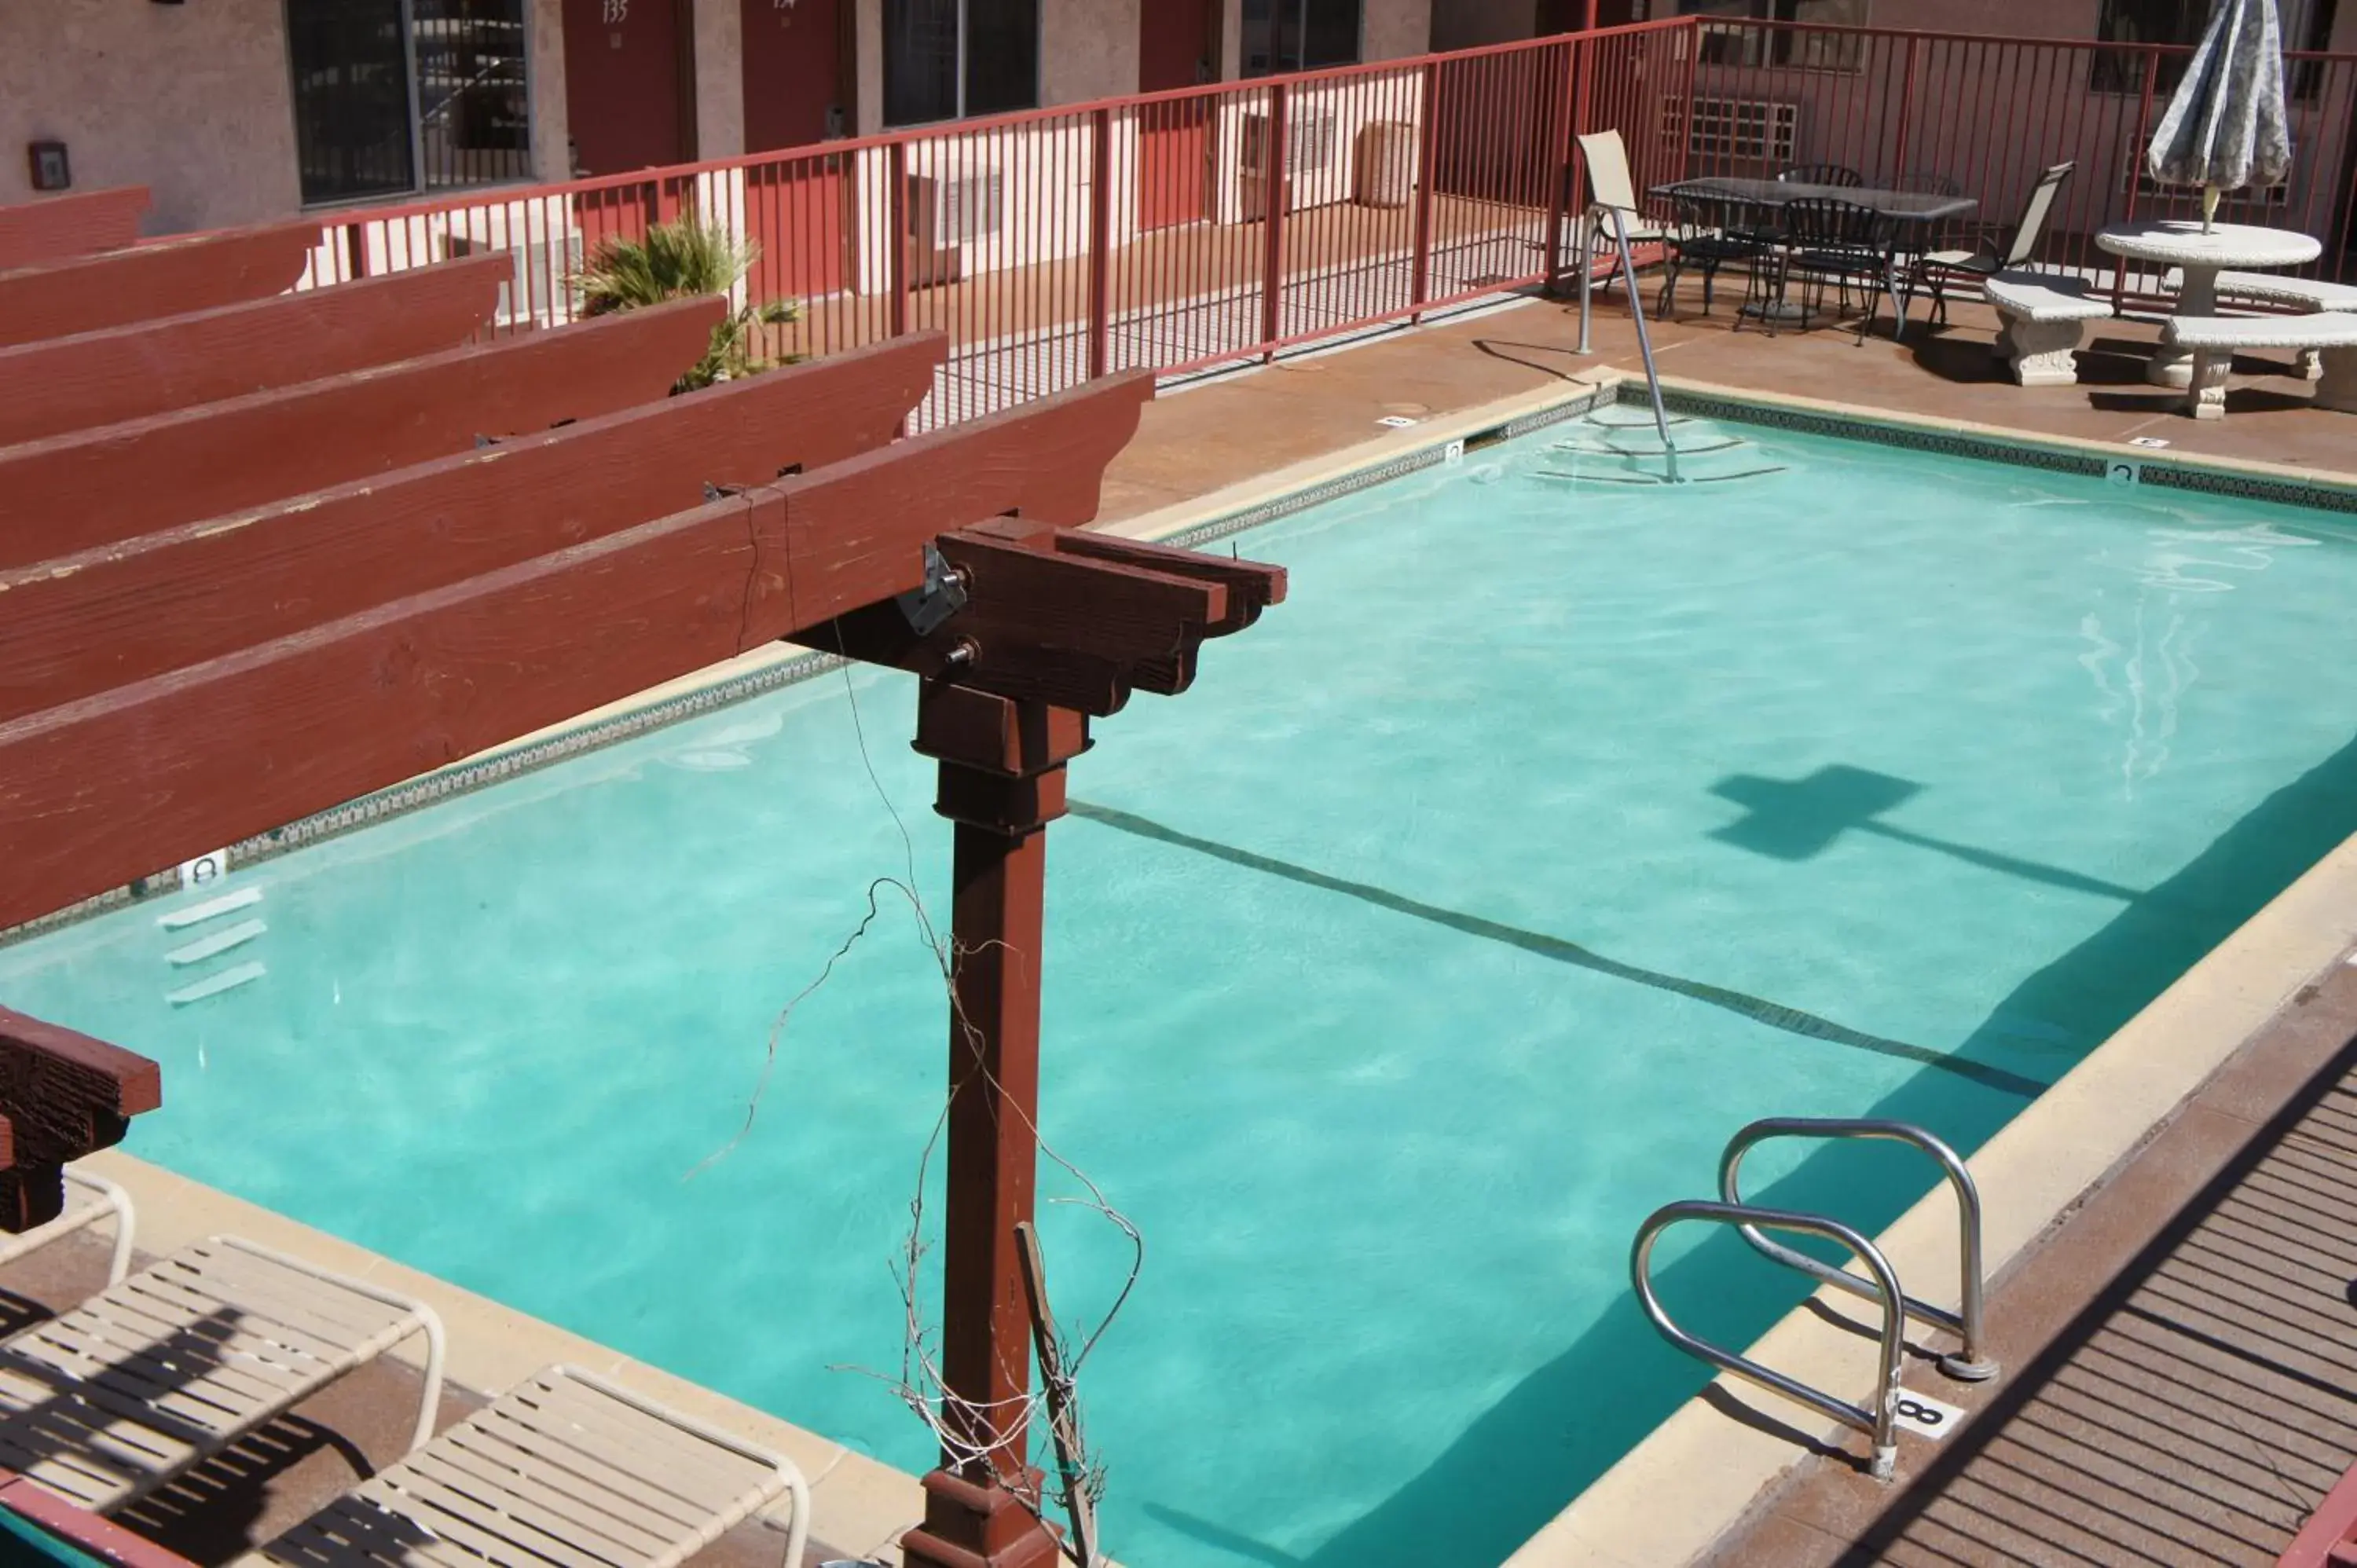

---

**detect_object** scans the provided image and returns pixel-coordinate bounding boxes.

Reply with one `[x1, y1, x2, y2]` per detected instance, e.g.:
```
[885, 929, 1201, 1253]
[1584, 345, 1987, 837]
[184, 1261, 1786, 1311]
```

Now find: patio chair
[1777, 163, 1864, 188]
[0, 1236, 443, 1516]
[1656, 191, 1772, 319]
[1909, 160, 2077, 327]
[1888, 171, 1964, 290]
[240, 1365, 812, 1568]
[1773, 197, 1907, 344]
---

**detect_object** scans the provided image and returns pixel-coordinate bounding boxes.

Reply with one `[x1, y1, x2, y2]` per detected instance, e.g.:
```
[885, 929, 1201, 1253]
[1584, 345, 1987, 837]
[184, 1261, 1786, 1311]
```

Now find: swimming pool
[9, 405, 2357, 1568]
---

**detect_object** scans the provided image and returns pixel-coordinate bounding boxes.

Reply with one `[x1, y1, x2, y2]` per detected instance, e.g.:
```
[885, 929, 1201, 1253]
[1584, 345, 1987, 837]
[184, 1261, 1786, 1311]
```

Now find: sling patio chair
[1908, 160, 2077, 326]
[239, 1365, 813, 1568]
[0, 1236, 443, 1517]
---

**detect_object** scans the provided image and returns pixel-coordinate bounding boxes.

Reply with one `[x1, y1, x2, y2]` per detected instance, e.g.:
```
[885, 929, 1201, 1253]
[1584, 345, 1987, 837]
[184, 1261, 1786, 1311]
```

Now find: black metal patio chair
[1656, 191, 1772, 319]
[1776, 163, 1865, 188]
[1773, 196, 1906, 344]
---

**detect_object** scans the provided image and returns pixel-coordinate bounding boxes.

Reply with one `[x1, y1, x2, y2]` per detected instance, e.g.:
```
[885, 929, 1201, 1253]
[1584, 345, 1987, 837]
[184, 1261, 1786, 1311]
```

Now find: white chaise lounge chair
[241, 1365, 812, 1568]
[0, 1170, 136, 1288]
[0, 1236, 443, 1515]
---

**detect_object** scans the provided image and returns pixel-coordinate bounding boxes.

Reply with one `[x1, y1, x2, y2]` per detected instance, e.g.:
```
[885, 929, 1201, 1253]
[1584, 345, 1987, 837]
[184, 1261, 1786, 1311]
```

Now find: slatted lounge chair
[0, 1171, 136, 1289]
[0, 1236, 443, 1516]
[240, 1365, 812, 1568]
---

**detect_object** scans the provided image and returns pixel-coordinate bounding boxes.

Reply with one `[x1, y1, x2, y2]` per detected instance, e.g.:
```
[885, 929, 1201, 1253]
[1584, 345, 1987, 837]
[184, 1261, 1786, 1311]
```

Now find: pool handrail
[1717, 1116, 1998, 1381]
[1631, 1199, 1907, 1482]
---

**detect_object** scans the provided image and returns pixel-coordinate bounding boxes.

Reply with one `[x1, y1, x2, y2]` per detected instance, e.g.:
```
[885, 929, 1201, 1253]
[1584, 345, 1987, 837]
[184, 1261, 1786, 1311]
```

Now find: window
[286, 0, 531, 207]
[1240, 0, 1362, 77]
[2094, 0, 2337, 96]
[1680, 0, 1867, 70]
[883, 0, 1039, 126]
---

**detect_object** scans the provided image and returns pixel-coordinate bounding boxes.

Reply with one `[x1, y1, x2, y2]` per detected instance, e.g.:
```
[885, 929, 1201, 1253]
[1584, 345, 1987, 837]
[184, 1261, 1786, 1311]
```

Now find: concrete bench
[2163, 311, 2357, 419]
[2213, 271, 2357, 380]
[1984, 273, 2113, 387]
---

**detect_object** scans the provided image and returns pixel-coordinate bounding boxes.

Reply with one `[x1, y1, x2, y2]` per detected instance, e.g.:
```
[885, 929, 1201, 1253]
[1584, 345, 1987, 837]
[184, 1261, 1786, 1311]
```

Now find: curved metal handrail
[1719, 1117, 1997, 1381]
[1632, 1200, 1906, 1482]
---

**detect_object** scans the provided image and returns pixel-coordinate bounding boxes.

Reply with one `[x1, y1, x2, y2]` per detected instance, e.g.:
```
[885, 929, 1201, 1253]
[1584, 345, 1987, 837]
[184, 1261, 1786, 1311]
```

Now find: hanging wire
[687, 658, 1140, 1563]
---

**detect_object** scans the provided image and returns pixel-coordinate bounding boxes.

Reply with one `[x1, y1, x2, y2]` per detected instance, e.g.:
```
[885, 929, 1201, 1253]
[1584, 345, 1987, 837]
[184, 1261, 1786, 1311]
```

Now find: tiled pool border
[15, 370, 2357, 953]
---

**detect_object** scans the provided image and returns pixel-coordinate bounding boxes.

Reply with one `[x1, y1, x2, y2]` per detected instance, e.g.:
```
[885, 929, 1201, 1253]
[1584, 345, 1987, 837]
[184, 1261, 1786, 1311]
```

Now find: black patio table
[1646, 177, 1979, 224]
[1644, 178, 1980, 325]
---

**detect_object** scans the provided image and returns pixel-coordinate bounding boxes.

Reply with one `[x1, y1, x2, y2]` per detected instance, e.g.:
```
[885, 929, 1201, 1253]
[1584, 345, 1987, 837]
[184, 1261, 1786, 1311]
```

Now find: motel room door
[742, 0, 845, 149]
[1136, 0, 1218, 230]
[739, 0, 852, 298]
[560, 0, 692, 177]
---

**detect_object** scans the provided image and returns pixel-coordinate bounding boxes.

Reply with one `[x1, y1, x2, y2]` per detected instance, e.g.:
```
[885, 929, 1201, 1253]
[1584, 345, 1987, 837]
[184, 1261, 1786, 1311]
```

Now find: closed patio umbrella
[2145, 0, 2293, 233]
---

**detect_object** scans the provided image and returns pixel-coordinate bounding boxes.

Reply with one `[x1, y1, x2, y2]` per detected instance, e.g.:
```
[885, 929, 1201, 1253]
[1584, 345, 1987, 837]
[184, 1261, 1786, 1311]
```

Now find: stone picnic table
[2095, 218, 2322, 387]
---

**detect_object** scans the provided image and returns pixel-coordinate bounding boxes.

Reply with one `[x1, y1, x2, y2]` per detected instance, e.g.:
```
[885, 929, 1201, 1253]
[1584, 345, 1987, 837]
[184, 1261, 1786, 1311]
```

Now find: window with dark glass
[2094, 0, 2339, 98]
[1681, 0, 1867, 69]
[1241, 0, 1362, 76]
[286, 0, 531, 206]
[884, 0, 1040, 126]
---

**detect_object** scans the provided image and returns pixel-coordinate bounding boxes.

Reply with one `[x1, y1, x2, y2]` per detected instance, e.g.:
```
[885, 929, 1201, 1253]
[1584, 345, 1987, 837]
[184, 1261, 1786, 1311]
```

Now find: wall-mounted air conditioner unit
[446, 230, 584, 328]
[1239, 111, 1339, 220]
[1666, 97, 1798, 170]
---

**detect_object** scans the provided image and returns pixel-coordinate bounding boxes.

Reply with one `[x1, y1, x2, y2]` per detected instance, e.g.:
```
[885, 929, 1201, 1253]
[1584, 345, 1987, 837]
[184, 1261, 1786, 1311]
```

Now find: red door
[561, 0, 689, 178]
[741, 0, 842, 151]
[739, 0, 849, 298]
[1137, 0, 1215, 231]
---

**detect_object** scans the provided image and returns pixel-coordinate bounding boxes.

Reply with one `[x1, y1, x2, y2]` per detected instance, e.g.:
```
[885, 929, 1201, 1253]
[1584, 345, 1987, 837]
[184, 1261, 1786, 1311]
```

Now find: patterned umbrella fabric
[2146, 0, 2293, 231]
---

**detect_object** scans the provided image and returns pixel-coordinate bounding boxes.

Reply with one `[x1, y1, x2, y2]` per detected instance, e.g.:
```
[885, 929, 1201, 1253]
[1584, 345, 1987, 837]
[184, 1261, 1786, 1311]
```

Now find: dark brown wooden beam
[0, 221, 317, 348]
[0, 1008, 162, 1230]
[0, 255, 510, 446]
[0, 376, 1150, 932]
[0, 187, 151, 271]
[808, 519, 1286, 715]
[0, 295, 728, 566]
[0, 334, 948, 720]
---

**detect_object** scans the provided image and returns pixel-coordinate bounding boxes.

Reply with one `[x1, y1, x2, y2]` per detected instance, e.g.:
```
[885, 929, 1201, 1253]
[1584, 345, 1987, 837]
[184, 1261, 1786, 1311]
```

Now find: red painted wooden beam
[0, 295, 728, 566]
[0, 220, 317, 348]
[0, 374, 1152, 932]
[0, 254, 509, 445]
[0, 334, 948, 720]
[0, 1008, 161, 1229]
[0, 1469, 200, 1568]
[0, 187, 151, 271]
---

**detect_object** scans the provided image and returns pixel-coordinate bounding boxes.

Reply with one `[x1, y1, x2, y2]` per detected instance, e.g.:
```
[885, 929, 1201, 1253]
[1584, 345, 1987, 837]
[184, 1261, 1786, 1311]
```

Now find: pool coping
[20, 369, 2357, 1568]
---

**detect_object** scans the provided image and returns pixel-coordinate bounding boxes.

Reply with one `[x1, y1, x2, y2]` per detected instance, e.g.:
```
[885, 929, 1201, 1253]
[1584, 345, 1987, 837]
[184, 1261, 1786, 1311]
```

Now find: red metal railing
[302, 17, 2357, 427]
[1684, 20, 2357, 305]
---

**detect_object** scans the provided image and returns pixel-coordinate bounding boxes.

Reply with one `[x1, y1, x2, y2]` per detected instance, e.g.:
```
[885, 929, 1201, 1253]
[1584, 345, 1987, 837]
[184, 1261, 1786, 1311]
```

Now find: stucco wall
[1043, 0, 1140, 105]
[1364, 0, 1436, 60]
[695, 0, 747, 158]
[0, 0, 300, 233]
[1431, 0, 1538, 52]
[1867, 0, 2099, 40]
[530, 0, 573, 181]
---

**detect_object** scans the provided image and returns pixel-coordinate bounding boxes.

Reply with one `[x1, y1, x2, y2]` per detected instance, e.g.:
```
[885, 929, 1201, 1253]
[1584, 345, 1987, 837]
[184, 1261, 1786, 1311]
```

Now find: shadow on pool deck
[1126, 721, 2357, 1568]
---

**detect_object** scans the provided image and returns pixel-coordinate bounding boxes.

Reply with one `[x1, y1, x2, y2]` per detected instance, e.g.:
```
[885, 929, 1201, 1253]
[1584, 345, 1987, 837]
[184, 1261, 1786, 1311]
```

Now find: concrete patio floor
[1098, 282, 2357, 522]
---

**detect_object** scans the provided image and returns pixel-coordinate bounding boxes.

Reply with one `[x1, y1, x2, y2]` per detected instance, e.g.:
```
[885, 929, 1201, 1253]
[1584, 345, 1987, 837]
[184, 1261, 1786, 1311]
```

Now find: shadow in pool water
[1106, 723, 2357, 1568]
[1065, 800, 2042, 1099]
[1709, 764, 2145, 903]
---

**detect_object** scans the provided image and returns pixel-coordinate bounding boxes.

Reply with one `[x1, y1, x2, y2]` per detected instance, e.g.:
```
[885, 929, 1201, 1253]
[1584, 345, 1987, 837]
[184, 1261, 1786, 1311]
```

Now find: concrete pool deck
[13, 286, 2357, 1567]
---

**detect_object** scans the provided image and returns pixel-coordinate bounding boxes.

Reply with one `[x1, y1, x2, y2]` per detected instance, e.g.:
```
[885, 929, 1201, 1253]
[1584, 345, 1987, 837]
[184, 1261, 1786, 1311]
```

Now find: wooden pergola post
[902, 690, 1089, 1568]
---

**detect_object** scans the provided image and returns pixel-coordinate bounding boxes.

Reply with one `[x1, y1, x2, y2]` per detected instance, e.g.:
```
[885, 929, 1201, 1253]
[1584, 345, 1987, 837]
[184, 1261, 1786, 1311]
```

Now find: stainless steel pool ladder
[1631, 1117, 1999, 1483]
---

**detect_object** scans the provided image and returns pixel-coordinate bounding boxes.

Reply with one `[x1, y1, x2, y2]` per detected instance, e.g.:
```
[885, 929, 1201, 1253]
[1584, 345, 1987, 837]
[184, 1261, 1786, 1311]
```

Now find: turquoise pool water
[9, 414, 2357, 1566]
